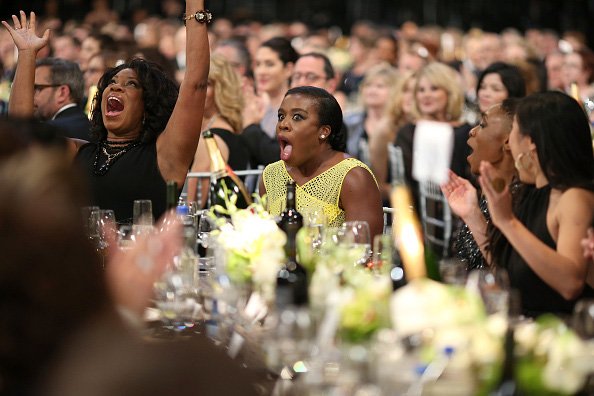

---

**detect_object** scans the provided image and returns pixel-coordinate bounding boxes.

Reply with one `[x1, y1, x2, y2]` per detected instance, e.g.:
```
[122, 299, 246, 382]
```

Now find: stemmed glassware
[302, 208, 327, 252]
[339, 221, 372, 267]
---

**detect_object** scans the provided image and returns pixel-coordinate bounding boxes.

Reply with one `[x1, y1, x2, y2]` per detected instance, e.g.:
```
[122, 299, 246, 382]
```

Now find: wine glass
[95, 209, 116, 265]
[302, 208, 327, 252]
[371, 234, 394, 273]
[81, 205, 100, 238]
[339, 221, 372, 267]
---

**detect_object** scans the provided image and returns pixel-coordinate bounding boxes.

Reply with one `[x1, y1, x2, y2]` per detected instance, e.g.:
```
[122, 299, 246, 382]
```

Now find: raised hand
[441, 169, 479, 220]
[478, 160, 514, 229]
[1, 11, 50, 52]
[242, 79, 269, 128]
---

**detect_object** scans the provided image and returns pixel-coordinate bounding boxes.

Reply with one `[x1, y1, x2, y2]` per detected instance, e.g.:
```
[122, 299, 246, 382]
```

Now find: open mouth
[278, 136, 293, 161]
[106, 96, 124, 117]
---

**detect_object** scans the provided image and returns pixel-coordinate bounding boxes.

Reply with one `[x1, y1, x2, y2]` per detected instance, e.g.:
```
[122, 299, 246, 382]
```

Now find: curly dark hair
[89, 58, 179, 143]
[285, 86, 346, 152]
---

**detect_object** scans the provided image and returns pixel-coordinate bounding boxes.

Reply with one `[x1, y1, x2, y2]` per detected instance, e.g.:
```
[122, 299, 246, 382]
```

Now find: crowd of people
[0, 1, 593, 394]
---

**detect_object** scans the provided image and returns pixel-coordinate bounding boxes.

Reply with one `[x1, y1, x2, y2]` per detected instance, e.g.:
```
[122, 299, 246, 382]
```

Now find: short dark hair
[260, 37, 299, 66]
[477, 62, 526, 99]
[516, 91, 593, 190]
[36, 57, 85, 104]
[298, 52, 335, 80]
[285, 86, 345, 152]
[90, 58, 179, 143]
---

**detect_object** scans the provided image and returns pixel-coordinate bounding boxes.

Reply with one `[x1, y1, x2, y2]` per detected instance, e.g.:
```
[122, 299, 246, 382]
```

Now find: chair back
[418, 180, 452, 258]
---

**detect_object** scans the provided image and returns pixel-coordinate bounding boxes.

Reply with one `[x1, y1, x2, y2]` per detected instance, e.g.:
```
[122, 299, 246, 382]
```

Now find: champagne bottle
[202, 129, 252, 210]
[276, 180, 308, 308]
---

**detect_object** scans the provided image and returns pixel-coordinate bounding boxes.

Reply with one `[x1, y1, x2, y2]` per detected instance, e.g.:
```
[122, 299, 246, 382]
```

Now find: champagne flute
[339, 221, 372, 267]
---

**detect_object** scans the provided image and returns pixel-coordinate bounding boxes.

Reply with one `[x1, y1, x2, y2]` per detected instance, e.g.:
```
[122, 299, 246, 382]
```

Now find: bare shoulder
[557, 187, 594, 219]
[342, 160, 376, 187]
[559, 187, 594, 206]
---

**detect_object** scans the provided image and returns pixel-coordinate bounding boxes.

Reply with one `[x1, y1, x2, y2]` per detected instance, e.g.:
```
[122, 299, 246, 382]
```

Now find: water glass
[572, 298, 594, 339]
[467, 268, 510, 315]
[132, 199, 154, 235]
[438, 258, 467, 285]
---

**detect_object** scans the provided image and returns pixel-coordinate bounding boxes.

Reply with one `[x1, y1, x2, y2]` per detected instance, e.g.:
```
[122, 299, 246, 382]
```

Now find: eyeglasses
[33, 84, 62, 93]
[291, 72, 326, 84]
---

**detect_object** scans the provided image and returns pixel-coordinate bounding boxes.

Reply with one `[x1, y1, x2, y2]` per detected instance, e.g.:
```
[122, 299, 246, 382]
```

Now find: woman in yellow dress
[259, 86, 384, 239]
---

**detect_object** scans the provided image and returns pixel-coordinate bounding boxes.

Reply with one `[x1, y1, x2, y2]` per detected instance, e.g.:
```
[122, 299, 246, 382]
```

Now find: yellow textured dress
[263, 158, 377, 227]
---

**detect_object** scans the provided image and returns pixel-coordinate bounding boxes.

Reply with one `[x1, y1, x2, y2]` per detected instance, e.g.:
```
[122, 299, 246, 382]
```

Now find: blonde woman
[367, 71, 418, 198]
[394, 62, 472, 207]
[187, 54, 246, 207]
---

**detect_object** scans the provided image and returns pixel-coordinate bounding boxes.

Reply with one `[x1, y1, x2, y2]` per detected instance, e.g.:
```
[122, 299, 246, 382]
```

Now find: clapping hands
[441, 169, 479, 220]
[478, 161, 514, 229]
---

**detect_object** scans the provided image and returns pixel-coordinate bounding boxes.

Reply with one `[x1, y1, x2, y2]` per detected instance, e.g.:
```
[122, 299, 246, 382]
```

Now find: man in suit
[34, 57, 91, 141]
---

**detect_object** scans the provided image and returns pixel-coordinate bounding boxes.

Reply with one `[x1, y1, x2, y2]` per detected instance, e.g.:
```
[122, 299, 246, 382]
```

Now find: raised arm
[480, 161, 593, 300]
[2, 11, 50, 117]
[340, 166, 384, 240]
[157, 0, 210, 186]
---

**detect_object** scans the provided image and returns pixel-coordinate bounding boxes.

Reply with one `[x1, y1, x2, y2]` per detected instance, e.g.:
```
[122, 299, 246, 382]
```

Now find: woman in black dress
[479, 91, 594, 317]
[4, 2, 210, 224]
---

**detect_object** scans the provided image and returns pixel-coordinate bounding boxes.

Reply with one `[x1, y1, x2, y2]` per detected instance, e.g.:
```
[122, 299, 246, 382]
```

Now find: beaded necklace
[93, 139, 142, 176]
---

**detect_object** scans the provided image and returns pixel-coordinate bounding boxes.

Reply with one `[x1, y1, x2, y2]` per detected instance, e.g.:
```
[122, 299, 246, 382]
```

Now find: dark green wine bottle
[276, 180, 308, 308]
[203, 129, 252, 211]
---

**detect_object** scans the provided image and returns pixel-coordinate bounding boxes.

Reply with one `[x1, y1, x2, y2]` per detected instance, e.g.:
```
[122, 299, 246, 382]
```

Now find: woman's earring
[514, 152, 533, 171]
[320, 135, 326, 139]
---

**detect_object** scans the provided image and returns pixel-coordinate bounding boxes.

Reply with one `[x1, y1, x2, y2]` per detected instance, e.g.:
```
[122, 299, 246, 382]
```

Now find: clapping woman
[260, 86, 384, 239]
[480, 91, 594, 317]
[3, 2, 210, 224]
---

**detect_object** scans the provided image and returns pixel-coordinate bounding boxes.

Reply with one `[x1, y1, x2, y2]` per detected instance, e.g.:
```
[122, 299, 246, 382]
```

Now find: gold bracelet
[183, 10, 213, 26]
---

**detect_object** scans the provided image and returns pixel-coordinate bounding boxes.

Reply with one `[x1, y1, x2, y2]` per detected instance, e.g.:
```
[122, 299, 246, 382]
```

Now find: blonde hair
[384, 70, 418, 128]
[209, 54, 244, 133]
[357, 62, 400, 107]
[414, 62, 464, 121]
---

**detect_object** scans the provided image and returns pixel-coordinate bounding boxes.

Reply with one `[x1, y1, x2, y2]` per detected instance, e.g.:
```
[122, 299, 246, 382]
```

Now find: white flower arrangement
[390, 280, 594, 395]
[210, 196, 286, 302]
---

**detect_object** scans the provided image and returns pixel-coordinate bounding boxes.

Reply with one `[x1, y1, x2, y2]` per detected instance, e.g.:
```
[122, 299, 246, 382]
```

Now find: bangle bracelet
[183, 10, 213, 26]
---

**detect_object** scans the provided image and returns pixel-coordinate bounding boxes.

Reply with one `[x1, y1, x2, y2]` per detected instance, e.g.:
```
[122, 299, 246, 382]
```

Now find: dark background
[1, 0, 594, 47]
